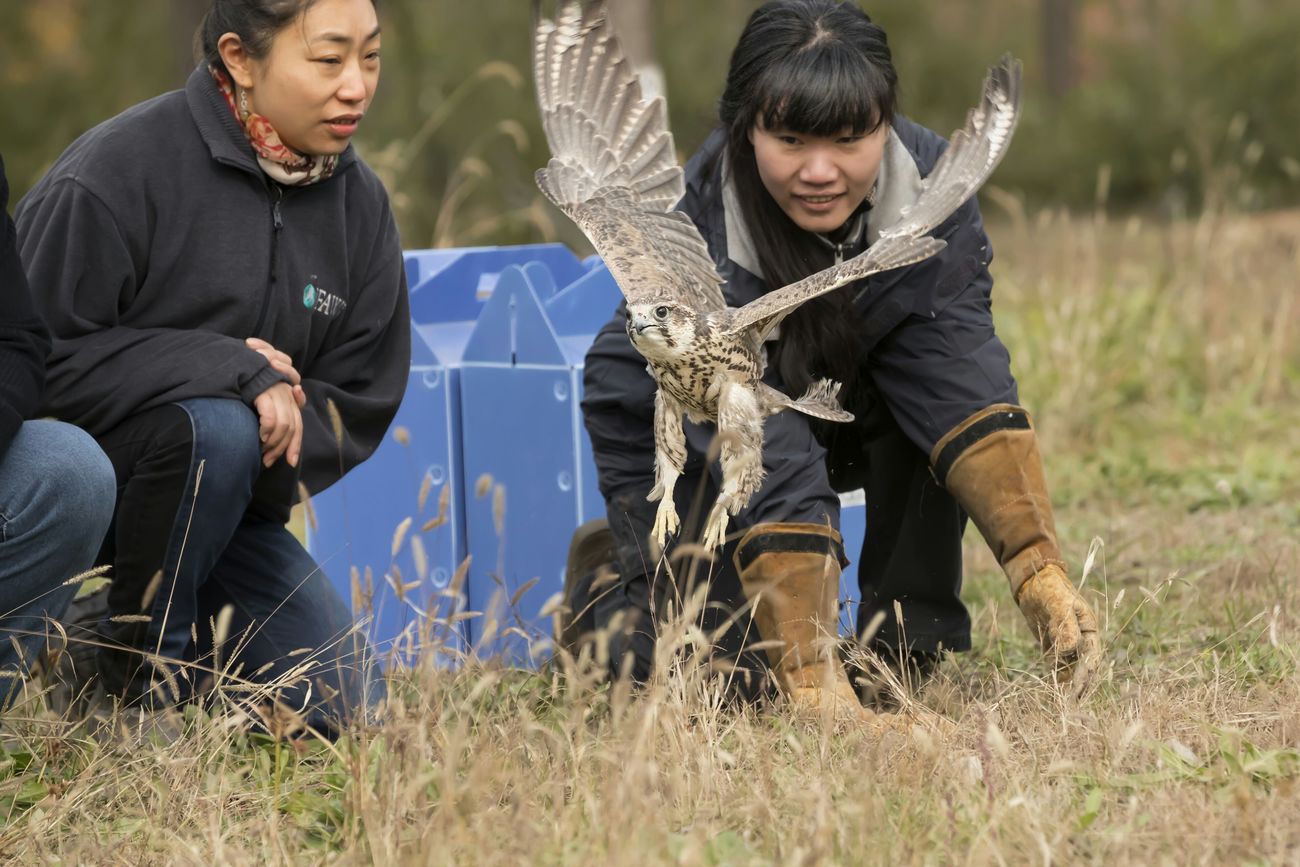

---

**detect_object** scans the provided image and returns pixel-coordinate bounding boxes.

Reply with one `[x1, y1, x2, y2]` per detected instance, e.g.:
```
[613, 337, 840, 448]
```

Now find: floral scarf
[210, 65, 337, 186]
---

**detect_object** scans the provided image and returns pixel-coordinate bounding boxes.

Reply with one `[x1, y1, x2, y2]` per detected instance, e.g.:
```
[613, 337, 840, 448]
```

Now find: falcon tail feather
[760, 381, 855, 423]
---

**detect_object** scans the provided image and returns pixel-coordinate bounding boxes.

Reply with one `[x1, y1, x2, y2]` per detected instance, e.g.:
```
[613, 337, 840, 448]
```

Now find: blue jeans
[0, 421, 115, 699]
[93, 398, 379, 734]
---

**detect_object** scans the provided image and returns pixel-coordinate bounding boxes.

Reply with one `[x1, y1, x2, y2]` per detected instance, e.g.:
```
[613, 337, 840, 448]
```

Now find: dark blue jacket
[676, 121, 1018, 459]
[583, 117, 1018, 500]
[0, 155, 49, 461]
[16, 66, 410, 496]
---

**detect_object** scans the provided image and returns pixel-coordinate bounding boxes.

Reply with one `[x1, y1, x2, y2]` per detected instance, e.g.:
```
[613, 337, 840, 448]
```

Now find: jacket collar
[184, 64, 357, 179]
[721, 126, 924, 279]
[865, 125, 928, 244]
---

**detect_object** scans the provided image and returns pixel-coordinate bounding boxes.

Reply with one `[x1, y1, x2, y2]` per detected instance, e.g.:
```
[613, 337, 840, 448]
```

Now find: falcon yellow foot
[701, 502, 730, 550]
[651, 497, 680, 548]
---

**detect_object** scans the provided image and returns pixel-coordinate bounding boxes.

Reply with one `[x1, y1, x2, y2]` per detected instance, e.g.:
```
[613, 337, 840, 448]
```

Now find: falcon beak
[628, 312, 655, 335]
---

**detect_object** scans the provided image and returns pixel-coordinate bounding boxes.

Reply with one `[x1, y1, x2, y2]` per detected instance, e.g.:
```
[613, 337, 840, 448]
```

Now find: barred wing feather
[878, 55, 1021, 242]
[724, 234, 946, 340]
[533, 0, 726, 311]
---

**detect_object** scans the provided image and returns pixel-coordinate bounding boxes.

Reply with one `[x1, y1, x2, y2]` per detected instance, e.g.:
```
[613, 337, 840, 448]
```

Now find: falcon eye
[654, 305, 670, 320]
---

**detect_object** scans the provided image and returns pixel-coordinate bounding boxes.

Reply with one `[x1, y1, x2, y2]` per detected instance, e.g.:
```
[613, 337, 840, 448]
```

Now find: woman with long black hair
[573, 0, 1100, 718]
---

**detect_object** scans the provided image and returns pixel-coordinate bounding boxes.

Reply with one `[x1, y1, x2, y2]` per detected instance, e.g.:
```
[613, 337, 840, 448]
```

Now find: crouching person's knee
[6, 419, 115, 573]
[0, 420, 115, 696]
[174, 398, 265, 496]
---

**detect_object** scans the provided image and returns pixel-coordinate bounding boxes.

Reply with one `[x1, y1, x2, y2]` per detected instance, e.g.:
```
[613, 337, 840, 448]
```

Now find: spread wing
[723, 234, 947, 340]
[724, 55, 1023, 340]
[533, 0, 726, 312]
[876, 54, 1022, 242]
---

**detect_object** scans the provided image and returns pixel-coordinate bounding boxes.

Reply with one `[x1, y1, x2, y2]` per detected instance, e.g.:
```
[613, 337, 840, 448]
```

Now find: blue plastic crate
[838, 491, 866, 638]
[306, 325, 466, 663]
[456, 261, 620, 663]
[307, 245, 590, 664]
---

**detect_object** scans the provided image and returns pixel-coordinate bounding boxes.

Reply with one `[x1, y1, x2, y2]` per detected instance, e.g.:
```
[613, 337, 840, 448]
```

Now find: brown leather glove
[1015, 563, 1101, 695]
[934, 404, 1103, 696]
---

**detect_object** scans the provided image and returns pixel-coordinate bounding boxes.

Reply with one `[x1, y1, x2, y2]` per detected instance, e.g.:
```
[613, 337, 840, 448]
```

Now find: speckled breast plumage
[634, 316, 763, 421]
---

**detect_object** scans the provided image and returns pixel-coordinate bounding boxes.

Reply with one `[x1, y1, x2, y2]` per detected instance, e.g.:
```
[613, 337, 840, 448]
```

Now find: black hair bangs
[754, 39, 894, 138]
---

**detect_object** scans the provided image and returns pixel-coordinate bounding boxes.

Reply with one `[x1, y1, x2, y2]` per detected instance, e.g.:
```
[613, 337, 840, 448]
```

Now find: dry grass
[2, 207, 1298, 865]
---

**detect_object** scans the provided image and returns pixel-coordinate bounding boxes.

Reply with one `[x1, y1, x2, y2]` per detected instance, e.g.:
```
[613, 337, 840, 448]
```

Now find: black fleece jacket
[16, 66, 410, 497]
[0, 154, 49, 462]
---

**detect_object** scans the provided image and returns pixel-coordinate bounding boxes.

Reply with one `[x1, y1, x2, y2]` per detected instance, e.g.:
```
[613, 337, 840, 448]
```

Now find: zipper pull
[272, 185, 284, 231]
[834, 242, 844, 265]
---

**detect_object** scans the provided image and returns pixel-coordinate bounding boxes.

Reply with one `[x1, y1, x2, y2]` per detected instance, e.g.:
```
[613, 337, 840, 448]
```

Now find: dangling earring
[239, 88, 250, 119]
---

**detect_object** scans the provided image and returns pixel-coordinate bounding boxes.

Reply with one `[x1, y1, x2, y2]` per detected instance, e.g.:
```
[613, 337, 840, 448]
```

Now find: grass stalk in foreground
[1, 208, 1298, 864]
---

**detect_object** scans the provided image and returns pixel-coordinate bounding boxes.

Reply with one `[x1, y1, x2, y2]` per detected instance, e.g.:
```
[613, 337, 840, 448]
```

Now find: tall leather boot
[733, 522, 866, 720]
[933, 404, 1101, 693]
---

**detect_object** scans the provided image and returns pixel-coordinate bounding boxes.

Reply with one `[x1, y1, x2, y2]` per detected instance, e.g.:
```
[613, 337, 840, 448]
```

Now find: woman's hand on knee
[247, 338, 307, 409]
[253, 382, 304, 468]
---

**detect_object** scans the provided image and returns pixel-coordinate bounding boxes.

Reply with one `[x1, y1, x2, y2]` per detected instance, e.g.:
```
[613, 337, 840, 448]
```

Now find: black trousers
[597, 480, 775, 702]
[819, 381, 973, 654]
[82, 398, 377, 731]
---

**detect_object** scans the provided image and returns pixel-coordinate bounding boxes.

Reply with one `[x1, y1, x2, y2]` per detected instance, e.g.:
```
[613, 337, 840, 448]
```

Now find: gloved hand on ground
[1015, 563, 1102, 698]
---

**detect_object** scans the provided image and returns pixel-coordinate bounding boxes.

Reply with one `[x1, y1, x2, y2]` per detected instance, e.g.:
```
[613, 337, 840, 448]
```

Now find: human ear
[217, 33, 256, 90]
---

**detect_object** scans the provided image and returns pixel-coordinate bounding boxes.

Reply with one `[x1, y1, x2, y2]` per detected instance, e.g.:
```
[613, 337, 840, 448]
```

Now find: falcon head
[625, 301, 696, 360]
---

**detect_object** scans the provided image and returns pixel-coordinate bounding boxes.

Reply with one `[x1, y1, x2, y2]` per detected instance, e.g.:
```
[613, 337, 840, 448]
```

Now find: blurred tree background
[2, 0, 1298, 249]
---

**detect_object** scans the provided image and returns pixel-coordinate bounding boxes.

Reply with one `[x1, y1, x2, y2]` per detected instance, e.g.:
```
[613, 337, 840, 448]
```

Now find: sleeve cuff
[930, 403, 1032, 485]
[238, 364, 291, 406]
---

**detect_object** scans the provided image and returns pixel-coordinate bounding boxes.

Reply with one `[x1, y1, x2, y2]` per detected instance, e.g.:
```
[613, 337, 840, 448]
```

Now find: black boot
[557, 519, 620, 657]
[843, 643, 942, 711]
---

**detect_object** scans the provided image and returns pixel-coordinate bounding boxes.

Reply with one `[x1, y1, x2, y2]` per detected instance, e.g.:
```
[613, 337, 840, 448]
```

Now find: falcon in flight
[533, 0, 1021, 550]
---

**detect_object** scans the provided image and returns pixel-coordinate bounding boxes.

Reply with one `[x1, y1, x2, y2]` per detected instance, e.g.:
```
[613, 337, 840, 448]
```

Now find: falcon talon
[701, 508, 730, 552]
[533, 0, 1022, 548]
[651, 499, 680, 548]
